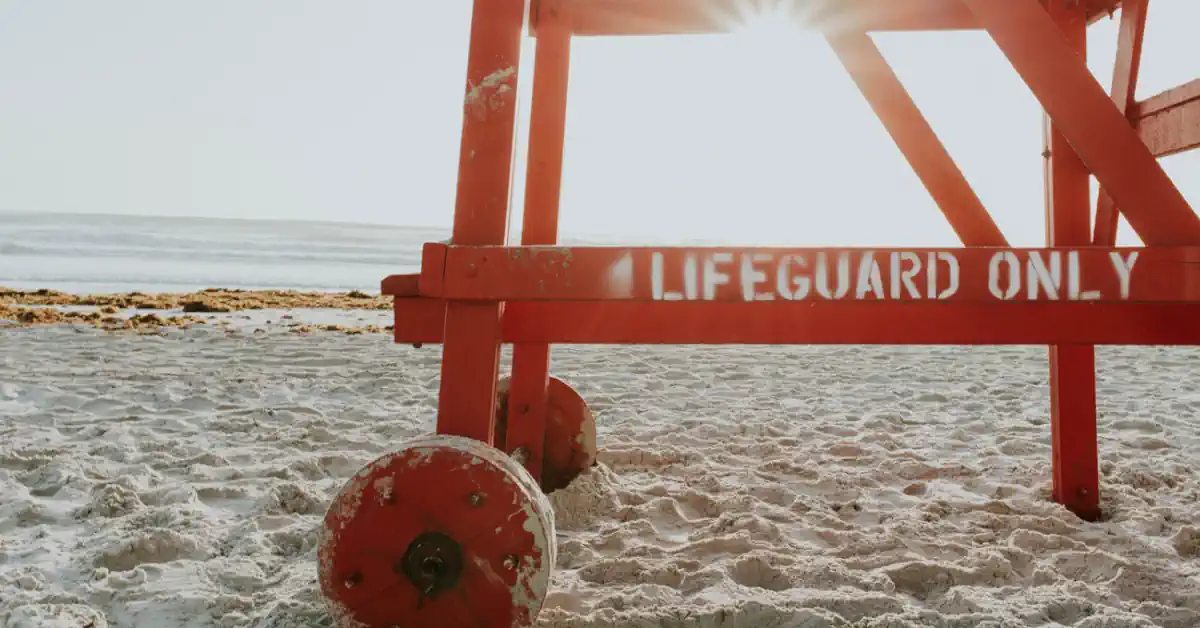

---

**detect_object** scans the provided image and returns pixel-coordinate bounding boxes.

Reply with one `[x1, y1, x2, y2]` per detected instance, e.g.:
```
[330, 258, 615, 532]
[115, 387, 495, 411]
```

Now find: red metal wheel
[317, 435, 556, 628]
[496, 375, 598, 493]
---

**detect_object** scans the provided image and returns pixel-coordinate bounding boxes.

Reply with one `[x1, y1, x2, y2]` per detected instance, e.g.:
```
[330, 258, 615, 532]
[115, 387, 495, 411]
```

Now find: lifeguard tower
[316, 1, 1200, 626]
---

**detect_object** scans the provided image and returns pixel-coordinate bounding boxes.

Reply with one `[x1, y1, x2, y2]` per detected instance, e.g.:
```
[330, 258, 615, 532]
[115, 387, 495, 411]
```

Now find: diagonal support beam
[1093, 0, 1149, 246]
[828, 32, 1008, 247]
[964, 0, 1200, 246]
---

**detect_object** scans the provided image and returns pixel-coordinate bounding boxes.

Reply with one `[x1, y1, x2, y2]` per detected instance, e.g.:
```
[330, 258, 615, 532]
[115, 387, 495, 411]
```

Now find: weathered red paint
[318, 435, 554, 628]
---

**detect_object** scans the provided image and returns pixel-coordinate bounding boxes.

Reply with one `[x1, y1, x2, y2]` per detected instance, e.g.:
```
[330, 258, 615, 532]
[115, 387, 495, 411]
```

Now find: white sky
[0, 0, 1196, 246]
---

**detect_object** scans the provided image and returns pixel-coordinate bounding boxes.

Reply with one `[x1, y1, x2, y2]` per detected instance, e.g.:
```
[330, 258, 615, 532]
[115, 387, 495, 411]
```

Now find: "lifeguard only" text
[648, 250, 1141, 302]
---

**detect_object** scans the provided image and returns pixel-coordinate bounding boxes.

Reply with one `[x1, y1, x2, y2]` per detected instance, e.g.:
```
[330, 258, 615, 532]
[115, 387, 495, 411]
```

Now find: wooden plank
[550, 0, 1124, 36]
[392, 299, 1200, 345]
[1133, 79, 1200, 158]
[438, 245, 1200, 304]
[506, 15, 573, 480]
[435, 0, 529, 444]
[559, 0, 978, 36]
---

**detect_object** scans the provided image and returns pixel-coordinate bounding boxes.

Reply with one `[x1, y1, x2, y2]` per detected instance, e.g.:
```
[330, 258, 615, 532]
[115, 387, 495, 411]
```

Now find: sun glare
[738, 9, 798, 38]
[730, 3, 820, 56]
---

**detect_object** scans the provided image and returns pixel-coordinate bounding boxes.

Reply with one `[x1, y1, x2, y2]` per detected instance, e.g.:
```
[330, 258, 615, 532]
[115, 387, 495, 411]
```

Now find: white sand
[2, 311, 1199, 627]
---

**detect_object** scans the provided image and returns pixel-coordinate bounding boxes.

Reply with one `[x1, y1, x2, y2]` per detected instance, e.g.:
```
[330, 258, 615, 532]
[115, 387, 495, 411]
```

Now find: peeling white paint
[373, 475, 394, 506]
[484, 437, 556, 624]
[464, 66, 516, 119]
[465, 66, 515, 103]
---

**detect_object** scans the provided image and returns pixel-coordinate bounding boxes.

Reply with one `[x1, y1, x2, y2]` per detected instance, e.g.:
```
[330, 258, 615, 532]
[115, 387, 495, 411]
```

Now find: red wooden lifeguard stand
[317, 1, 1200, 626]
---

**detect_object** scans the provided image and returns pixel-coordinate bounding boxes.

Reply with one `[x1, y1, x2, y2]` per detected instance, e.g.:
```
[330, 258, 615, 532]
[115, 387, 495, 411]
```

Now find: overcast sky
[0, 1, 1196, 245]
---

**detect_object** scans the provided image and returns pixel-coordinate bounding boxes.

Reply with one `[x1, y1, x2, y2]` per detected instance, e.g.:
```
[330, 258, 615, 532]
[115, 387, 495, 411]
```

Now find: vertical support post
[1043, 0, 1100, 521]
[505, 4, 572, 478]
[1093, 0, 1149, 246]
[437, 0, 529, 443]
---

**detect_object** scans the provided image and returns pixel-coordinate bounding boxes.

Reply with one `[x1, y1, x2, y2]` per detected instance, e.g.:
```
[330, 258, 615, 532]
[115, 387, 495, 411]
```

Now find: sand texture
[2, 318, 1199, 627]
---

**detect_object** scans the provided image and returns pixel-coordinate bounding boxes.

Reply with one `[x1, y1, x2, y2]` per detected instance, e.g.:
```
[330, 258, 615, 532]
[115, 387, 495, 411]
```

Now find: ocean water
[0, 212, 445, 294]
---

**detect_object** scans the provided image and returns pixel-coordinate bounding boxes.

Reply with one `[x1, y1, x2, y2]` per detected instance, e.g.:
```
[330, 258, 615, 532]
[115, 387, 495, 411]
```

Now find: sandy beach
[2, 304, 1200, 627]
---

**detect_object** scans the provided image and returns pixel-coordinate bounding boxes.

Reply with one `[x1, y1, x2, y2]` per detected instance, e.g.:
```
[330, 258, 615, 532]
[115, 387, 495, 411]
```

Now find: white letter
[703, 252, 732, 300]
[652, 252, 683, 301]
[740, 253, 774, 301]
[1109, 251, 1139, 299]
[927, 252, 938, 299]
[683, 254, 699, 300]
[815, 252, 851, 299]
[651, 252, 665, 300]
[936, 252, 959, 299]
[777, 254, 810, 300]
[855, 252, 884, 299]
[1026, 251, 1061, 300]
[1067, 251, 1101, 300]
[988, 251, 1020, 300]
[891, 252, 922, 299]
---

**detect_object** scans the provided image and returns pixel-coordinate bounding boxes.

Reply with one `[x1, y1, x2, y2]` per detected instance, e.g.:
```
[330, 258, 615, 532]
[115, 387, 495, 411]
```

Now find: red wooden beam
[392, 298, 1200, 345]
[557, 0, 979, 36]
[1043, 0, 1099, 522]
[380, 273, 419, 298]
[1093, 0, 1148, 246]
[964, 0, 1200, 246]
[433, 245, 1200, 303]
[435, 0, 529, 445]
[1133, 79, 1200, 158]
[549, 0, 1125, 36]
[828, 32, 1008, 247]
[505, 8, 573, 480]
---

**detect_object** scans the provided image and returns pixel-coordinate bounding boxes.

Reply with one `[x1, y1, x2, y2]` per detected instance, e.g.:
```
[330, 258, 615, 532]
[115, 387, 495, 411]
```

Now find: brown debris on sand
[0, 304, 205, 333]
[181, 300, 232, 313]
[283, 323, 393, 335]
[0, 303, 393, 336]
[0, 287, 396, 336]
[0, 287, 391, 311]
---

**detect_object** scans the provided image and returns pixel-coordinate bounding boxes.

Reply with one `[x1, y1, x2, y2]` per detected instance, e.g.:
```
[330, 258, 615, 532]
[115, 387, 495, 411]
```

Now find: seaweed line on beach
[0, 287, 394, 335]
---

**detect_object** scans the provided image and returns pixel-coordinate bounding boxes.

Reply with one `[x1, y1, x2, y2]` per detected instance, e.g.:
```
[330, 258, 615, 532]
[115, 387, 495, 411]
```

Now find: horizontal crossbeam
[1133, 79, 1200, 158]
[546, 0, 1123, 36]
[412, 244, 1200, 304]
[390, 298, 1200, 345]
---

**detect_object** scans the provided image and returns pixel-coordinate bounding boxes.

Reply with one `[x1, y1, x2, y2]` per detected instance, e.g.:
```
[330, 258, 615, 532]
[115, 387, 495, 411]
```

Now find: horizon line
[0, 208, 675, 244]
